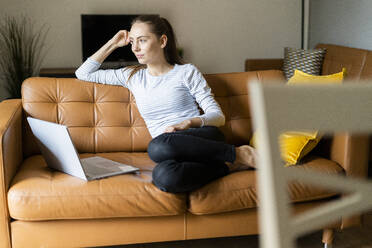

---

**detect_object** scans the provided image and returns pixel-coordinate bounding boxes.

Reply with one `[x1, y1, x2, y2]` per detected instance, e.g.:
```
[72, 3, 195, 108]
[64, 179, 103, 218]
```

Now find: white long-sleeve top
[75, 58, 225, 138]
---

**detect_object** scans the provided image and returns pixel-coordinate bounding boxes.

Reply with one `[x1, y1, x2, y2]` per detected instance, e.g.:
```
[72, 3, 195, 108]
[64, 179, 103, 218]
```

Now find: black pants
[147, 126, 235, 193]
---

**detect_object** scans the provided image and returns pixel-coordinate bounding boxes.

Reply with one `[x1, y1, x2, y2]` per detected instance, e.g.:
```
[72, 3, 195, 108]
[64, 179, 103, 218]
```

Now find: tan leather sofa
[0, 43, 369, 247]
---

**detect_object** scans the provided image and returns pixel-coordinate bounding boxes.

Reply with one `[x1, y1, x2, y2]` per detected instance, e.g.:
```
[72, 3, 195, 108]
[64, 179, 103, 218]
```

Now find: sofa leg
[322, 228, 334, 248]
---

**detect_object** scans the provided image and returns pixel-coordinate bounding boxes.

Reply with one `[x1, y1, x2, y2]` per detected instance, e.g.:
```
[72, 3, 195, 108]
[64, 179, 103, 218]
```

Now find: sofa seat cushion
[188, 156, 343, 215]
[8, 153, 186, 221]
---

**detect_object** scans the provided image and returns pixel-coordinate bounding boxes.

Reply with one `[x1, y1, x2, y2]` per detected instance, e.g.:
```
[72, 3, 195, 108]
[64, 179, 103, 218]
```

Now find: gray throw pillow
[283, 47, 326, 80]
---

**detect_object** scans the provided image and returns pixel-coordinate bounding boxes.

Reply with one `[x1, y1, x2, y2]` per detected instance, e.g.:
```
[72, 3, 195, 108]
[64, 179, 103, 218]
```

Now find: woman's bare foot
[228, 145, 258, 172]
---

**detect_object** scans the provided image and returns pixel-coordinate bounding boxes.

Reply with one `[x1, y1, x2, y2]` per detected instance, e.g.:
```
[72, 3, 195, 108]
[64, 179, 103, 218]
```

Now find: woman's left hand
[164, 120, 192, 133]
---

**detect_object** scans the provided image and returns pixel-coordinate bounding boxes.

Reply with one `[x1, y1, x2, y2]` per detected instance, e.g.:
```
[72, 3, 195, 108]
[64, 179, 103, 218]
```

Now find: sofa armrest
[245, 58, 283, 72]
[0, 99, 23, 248]
[330, 133, 369, 229]
[330, 134, 369, 178]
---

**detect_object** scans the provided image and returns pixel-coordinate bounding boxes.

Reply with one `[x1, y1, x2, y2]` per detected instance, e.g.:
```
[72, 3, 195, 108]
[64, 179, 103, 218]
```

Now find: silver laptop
[27, 117, 139, 181]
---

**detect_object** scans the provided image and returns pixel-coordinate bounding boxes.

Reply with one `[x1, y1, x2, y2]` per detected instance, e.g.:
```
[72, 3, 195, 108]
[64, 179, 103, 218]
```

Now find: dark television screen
[81, 14, 139, 62]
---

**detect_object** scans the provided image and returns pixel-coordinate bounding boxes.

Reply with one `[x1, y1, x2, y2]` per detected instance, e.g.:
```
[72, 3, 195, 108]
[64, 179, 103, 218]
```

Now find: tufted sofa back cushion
[316, 43, 372, 80]
[22, 78, 151, 157]
[21, 70, 285, 157]
[204, 70, 285, 145]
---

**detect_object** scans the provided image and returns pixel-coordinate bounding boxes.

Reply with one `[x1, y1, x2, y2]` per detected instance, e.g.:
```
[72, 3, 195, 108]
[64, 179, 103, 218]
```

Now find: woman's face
[129, 22, 166, 65]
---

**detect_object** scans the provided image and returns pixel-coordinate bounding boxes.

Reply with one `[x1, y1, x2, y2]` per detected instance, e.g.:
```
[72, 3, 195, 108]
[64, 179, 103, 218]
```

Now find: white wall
[0, 0, 301, 73]
[309, 0, 372, 50]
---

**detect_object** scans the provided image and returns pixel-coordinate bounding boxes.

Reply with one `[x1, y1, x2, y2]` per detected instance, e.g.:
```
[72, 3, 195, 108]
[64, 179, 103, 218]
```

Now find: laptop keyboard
[80, 156, 139, 180]
[81, 161, 121, 176]
[87, 164, 116, 174]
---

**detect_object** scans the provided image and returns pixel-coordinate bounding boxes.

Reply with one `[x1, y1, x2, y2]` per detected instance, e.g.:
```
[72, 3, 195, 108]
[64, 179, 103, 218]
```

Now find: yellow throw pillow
[250, 131, 319, 166]
[287, 68, 346, 84]
[250, 68, 346, 166]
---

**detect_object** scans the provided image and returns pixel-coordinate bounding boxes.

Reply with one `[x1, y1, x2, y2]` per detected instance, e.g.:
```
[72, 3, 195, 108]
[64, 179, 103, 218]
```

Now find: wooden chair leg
[324, 243, 333, 248]
[322, 228, 334, 248]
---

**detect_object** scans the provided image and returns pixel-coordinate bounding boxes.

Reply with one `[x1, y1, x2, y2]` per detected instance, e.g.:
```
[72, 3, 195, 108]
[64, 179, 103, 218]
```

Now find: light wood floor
[109, 212, 372, 248]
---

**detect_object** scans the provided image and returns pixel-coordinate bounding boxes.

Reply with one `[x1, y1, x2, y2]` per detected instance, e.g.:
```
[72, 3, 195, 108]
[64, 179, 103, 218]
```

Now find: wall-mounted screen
[81, 14, 139, 62]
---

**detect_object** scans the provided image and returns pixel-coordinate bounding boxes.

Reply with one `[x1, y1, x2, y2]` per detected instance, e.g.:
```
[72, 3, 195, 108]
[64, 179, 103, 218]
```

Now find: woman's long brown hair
[124, 15, 184, 82]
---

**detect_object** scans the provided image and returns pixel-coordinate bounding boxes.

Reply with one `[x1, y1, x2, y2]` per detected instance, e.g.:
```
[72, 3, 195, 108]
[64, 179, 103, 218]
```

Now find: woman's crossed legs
[147, 126, 257, 193]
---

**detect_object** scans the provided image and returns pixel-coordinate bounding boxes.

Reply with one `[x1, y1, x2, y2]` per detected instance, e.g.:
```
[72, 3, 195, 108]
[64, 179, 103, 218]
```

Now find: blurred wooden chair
[249, 81, 372, 248]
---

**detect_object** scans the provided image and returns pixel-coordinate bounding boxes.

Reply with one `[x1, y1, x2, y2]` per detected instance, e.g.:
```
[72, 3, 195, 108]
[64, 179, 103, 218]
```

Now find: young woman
[75, 15, 257, 193]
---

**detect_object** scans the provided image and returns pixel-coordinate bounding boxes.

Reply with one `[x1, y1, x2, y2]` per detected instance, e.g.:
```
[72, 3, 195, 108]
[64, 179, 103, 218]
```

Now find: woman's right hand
[89, 30, 130, 64]
[110, 30, 130, 48]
